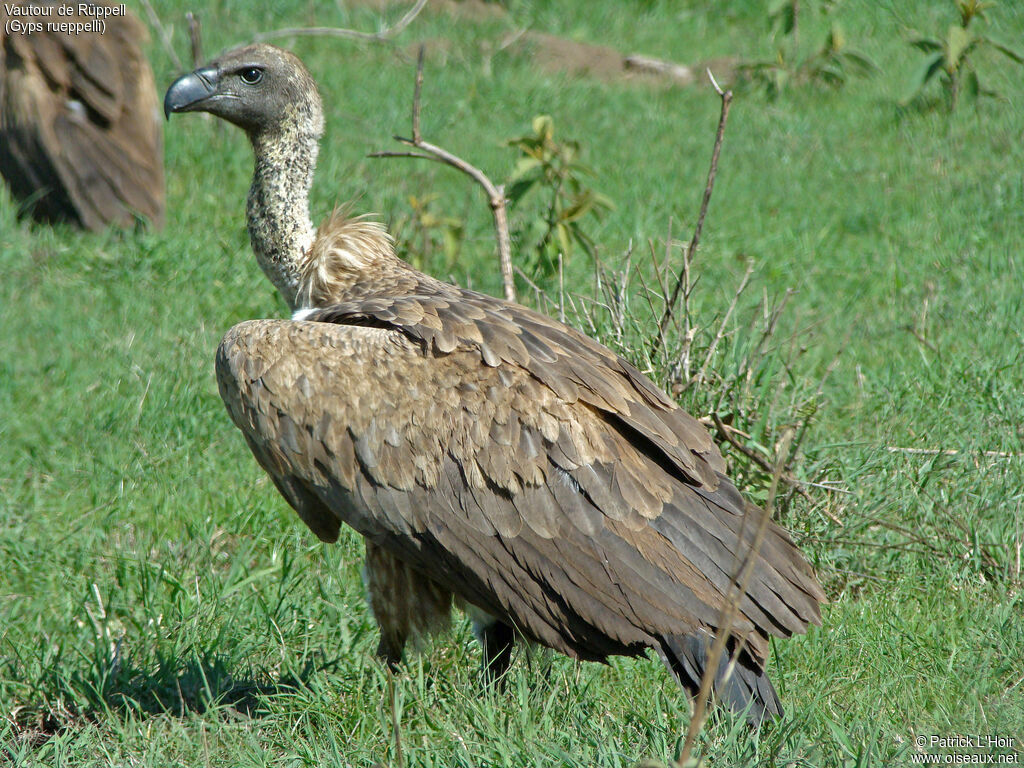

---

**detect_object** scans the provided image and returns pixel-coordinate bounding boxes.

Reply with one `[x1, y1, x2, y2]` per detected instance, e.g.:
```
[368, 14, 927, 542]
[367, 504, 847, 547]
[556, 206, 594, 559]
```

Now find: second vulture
[0, 1, 164, 230]
[164, 44, 825, 726]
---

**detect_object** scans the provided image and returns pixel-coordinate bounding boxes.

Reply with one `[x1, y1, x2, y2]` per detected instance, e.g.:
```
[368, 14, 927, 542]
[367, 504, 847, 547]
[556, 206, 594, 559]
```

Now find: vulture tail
[659, 633, 782, 727]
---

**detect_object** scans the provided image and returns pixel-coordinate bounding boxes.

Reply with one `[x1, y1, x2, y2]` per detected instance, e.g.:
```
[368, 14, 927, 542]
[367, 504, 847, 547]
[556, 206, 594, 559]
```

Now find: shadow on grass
[4, 648, 338, 754]
[89, 650, 327, 718]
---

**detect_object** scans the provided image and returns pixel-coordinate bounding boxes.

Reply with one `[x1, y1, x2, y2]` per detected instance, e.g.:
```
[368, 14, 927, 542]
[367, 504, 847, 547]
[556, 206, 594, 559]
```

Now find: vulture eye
[239, 67, 264, 85]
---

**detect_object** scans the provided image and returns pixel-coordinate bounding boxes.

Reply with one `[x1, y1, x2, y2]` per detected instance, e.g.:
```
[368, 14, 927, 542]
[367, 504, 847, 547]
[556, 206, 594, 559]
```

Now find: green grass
[2, 0, 1022, 765]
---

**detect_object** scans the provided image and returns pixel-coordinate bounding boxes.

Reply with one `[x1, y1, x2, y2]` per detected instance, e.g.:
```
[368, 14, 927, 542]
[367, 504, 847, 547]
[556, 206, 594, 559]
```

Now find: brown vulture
[0, 1, 164, 230]
[164, 43, 825, 726]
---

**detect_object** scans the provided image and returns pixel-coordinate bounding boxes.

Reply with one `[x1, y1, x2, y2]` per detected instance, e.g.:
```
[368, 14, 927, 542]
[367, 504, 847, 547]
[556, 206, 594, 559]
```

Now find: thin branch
[186, 11, 203, 68]
[412, 45, 424, 144]
[710, 413, 811, 501]
[370, 47, 516, 301]
[387, 671, 404, 768]
[693, 262, 754, 389]
[657, 71, 733, 347]
[139, 0, 183, 70]
[255, 0, 428, 42]
[905, 324, 939, 354]
[677, 427, 794, 767]
[886, 446, 1019, 459]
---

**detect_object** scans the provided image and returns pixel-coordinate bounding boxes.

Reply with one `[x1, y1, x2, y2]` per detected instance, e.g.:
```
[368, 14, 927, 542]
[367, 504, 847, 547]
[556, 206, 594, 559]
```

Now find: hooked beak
[163, 67, 220, 120]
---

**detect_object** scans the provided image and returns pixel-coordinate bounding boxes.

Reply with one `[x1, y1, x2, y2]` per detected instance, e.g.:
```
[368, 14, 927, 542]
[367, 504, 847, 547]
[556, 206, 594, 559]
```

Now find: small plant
[740, 1, 876, 98]
[505, 115, 613, 280]
[393, 194, 464, 273]
[903, 0, 1024, 110]
[802, 23, 880, 87]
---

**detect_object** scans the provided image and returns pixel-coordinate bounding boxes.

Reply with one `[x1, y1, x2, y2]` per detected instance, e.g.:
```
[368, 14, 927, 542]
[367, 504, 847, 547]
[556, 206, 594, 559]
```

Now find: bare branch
[658, 74, 733, 346]
[139, 0, 183, 70]
[372, 48, 516, 302]
[186, 11, 203, 68]
[412, 45, 424, 144]
[693, 261, 754, 389]
[369, 149, 435, 161]
[677, 427, 794, 767]
[386, 670, 404, 768]
[886, 446, 1019, 459]
[255, 0, 428, 42]
[710, 413, 811, 500]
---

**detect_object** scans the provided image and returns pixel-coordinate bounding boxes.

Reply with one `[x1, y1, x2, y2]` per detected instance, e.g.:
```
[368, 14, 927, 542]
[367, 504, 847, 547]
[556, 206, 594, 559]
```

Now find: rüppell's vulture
[0, 1, 164, 230]
[164, 44, 825, 726]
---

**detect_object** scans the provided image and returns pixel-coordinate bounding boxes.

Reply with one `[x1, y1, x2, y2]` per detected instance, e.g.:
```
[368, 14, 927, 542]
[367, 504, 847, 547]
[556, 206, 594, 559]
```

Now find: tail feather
[659, 633, 782, 727]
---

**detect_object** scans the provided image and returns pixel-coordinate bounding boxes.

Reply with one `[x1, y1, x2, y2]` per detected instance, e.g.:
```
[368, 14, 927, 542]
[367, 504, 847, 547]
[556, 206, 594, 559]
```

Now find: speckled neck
[246, 112, 322, 311]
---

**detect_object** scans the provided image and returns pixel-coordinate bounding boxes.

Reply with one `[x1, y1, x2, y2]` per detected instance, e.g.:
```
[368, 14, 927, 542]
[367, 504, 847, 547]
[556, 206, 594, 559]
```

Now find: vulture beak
[164, 67, 220, 120]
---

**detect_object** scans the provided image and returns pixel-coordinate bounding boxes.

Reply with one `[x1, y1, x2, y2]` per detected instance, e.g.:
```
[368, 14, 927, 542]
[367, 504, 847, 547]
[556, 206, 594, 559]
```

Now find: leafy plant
[505, 115, 613, 280]
[393, 193, 465, 272]
[903, 0, 1024, 110]
[768, 0, 840, 46]
[740, 0, 876, 98]
[802, 23, 879, 87]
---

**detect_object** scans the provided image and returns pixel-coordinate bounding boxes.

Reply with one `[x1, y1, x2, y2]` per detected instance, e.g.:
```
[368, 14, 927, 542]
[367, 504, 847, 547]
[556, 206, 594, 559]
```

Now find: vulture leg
[363, 541, 454, 669]
[376, 632, 406, 671]
[474, 617, 516, 683]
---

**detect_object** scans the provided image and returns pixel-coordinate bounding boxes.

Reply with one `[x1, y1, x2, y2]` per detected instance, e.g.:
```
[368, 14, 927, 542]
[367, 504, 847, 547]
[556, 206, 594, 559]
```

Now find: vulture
[164, 44, 825, 726]
[0, 1, 163, 230]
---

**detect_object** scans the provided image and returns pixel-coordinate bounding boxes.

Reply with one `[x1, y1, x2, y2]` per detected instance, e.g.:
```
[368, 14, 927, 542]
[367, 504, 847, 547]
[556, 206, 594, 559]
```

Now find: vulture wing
[216, 287, 824, 691]
[0, 1, 163, 229]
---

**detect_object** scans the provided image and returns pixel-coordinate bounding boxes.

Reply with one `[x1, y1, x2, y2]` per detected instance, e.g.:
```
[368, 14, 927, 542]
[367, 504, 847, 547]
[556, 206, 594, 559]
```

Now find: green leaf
[509, 156, 542, 182]
[963, 69, 980, 100]
[555, 222, 572, 257]
[908, 35, 943, 53]
[945, 24, 973, 69]
[827, 22, 846, 52]
[531, 114, 554, 142]
[559, 190, 596, 223]
[902, 51, 945, 104]
[506, 177, 539, 206]
[983, 36, 1024, 64]
[841, 50, 880, 76]
[769, 0, 796, 35]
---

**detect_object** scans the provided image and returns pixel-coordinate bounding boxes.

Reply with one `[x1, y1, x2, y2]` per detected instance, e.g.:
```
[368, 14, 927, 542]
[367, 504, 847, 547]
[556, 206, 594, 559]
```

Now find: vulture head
[164, 44, 323, 140]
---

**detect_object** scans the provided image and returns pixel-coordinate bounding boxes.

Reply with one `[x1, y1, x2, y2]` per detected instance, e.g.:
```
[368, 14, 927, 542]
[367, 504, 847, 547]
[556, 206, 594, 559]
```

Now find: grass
[2, 0, 1023, 765]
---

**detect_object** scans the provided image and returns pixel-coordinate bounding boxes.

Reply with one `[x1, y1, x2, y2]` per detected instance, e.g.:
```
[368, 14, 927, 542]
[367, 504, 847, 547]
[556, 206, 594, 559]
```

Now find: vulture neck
[247, 115, 321, 311]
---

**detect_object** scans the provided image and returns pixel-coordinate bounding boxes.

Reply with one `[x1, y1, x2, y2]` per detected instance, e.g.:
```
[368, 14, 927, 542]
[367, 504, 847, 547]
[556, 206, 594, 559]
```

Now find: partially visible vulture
[164, 44, 825, 726]
[0, 1, 164, 230]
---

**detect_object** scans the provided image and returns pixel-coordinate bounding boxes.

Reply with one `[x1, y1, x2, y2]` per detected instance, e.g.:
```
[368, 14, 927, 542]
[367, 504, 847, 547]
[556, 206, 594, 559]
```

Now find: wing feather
[216, 314, 822, 667]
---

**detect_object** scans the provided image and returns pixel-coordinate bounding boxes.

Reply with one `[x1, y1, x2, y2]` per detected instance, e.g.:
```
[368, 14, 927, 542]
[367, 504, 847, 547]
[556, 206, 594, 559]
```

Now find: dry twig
[886, 446, 1018, 459]
[693, 262, 754, 389]
[711, 413, 810, 500]
[371, 47, 516, 301]
[139, 0, 183, 70]
[255, 0, 428, 43]
[186, 11, 203, 67]
[657, 70, 733, 349]
[387, 671, 404, 767]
